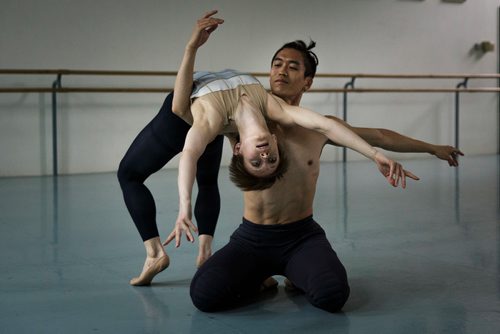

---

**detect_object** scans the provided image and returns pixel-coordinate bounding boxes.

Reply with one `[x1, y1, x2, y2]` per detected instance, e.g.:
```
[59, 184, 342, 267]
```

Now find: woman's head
[229, 138, 289, 191]
[233, 133, 280, 176]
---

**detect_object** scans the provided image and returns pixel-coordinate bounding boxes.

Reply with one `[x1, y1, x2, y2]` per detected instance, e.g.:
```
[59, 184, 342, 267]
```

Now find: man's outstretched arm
[325, 115, 464, 167]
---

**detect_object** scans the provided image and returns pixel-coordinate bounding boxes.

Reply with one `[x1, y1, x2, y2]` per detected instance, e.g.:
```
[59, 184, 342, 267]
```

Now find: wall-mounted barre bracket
[456, 77, 469, 90]
[454, 77, 469, 152]
[51, 74, 62, 176]
[342, 77, 357, 162]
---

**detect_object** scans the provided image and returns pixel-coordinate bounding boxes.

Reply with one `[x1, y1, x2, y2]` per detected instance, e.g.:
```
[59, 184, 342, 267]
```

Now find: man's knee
[190, 267, 235, 312]
[307, 275, 350, 313]
[190, 289, 218, 312]
[190, 277, 218, 312]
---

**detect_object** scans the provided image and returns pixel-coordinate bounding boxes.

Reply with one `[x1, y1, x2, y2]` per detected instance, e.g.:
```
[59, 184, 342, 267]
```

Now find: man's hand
[433, 145, 464, 167]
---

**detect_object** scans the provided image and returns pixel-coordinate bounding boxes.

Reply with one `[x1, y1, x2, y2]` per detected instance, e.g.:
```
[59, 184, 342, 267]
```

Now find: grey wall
[0, 0, 498, 176]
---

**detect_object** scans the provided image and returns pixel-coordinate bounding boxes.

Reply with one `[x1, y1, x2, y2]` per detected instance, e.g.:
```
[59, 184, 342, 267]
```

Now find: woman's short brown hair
[229, 141, 289, 191]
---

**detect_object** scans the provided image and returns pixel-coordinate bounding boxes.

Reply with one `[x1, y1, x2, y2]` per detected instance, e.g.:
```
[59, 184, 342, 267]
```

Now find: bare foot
[260, 277, 278, 291]
[130, 255, 170, 286]
[284, 278, 298, 291]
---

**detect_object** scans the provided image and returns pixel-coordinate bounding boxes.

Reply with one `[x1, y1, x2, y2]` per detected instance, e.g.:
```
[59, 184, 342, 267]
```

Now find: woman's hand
[163, 203, 198, 248]
[373, 151, 419, 188]
[186, 10, 224, 51]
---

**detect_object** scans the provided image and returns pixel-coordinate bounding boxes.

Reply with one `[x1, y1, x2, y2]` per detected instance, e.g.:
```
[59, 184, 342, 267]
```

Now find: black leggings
[117, 93, 224, 241]
[190, 216, 350, 313]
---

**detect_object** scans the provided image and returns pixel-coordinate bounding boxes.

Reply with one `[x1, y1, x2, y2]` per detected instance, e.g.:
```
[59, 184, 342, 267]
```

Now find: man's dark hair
[271, 40, 319, 79]
[229, 141, 289, 191]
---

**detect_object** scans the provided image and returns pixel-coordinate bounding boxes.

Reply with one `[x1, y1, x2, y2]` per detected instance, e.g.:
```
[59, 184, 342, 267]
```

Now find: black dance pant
[117, 93, 224, 241]
[190, 216, 350, 313]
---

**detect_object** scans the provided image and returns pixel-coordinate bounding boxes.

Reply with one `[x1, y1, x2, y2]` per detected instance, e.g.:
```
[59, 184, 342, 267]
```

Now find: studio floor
[1, 155, 499, 334]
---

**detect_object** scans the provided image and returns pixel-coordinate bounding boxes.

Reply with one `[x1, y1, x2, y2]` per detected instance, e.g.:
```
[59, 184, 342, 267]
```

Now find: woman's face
[236, 134, 280, 177]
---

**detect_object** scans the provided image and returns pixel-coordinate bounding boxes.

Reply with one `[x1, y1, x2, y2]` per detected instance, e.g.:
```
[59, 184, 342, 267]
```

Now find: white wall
[0, 0, 498, 176]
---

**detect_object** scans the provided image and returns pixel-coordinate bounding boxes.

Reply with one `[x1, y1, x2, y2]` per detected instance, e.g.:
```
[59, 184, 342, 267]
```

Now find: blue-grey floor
[1, 155, 499, 334]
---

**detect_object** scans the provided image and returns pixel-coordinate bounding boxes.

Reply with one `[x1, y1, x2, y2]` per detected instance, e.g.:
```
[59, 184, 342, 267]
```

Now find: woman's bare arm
[171, 10, 224, 119]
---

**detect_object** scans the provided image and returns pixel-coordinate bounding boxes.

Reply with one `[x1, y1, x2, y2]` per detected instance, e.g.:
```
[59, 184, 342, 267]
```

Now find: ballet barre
[1, 69, 499, 175]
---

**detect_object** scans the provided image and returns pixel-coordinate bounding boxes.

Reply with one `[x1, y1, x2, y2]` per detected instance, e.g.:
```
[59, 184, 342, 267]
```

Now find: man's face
[269, 48, 312, 106]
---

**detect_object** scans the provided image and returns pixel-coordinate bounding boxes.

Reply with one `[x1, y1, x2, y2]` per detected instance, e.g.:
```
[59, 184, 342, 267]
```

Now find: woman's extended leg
[118, 93, 224, 283]
[118, 94, 186, 285]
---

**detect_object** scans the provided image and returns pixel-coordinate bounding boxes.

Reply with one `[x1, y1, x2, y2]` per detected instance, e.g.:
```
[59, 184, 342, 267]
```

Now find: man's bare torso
[242, 123, 329, 224]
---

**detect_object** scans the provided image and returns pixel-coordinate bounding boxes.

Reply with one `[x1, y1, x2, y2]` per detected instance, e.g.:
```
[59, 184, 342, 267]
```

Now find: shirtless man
[182, 13, 462, 313]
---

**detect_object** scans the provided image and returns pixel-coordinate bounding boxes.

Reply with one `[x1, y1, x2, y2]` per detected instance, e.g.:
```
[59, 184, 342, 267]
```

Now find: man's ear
[233, 142, 242, 156]
[304, 77, 313, 92]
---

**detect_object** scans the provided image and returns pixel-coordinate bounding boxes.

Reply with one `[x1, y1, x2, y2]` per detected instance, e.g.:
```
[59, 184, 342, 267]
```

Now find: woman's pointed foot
[130, 255, 170, 286]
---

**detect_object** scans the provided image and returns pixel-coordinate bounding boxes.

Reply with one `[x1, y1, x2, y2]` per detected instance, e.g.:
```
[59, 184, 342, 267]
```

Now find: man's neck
[273, 92, 302, 107]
